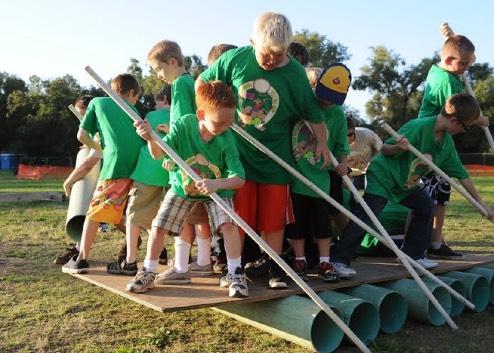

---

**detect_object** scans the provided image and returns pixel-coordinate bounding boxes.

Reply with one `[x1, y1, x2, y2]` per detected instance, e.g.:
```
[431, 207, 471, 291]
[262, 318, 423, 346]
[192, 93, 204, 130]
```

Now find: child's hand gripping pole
[382, 122, 488, 218]
[440, 22, 494, 152]
[328, 150, 474, 314]
[84, 66, 372, 353]
[68, 104, 84, 121]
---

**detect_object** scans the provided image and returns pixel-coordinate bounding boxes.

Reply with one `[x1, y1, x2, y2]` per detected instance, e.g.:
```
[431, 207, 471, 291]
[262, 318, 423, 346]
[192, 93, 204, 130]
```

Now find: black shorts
[420, 173, 451, 206]
[284, 192, 331, 240]
[328, 170, 343, 215]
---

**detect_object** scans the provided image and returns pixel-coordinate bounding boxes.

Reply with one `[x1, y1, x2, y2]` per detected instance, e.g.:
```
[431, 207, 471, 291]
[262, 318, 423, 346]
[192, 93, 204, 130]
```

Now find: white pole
[84, 66, 372, 353]
[68, 104, 83, 121]
[232, 124, 459, 328]
[382, 123, 488, 217]
[440, 22, 494, 152]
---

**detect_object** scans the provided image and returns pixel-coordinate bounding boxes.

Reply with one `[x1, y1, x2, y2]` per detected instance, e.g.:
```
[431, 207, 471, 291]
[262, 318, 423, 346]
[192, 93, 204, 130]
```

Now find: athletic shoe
[53, 245, 79, 265]
[106, 259, 138, 276]
[158, 248, 168, 265]
[244, 253, 269, 277]
[427, 244, 464, 260]
[188, 262, 214, 276]
[318, 262, 340, 283]
[99, 223, 109, 232]
[61, 255, 89, 274]
[155, 267, 191, 285]
[268, 260, 289, 289]
[331, 262, 356, 279]
[219, 267, 249, 298]
[126, 268, 156, 293]
[213, 260, 227, 274]
[416, 258, 439, 270]
[292, 259, 308, 280]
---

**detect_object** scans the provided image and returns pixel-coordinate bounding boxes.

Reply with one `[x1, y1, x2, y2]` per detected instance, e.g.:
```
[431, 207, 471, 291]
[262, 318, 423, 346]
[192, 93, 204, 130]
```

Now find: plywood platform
[70, 254, 494, 312]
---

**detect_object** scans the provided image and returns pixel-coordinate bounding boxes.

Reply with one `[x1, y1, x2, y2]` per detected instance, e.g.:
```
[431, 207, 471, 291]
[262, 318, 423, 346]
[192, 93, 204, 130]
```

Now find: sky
[1, 0, 493, 120]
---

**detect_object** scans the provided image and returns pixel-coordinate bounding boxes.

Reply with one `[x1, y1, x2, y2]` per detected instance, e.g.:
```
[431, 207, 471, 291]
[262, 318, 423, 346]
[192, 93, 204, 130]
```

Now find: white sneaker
[331, 262, 357, 279]
[219, 267, 248, 297]
[416, 258, 439, 270]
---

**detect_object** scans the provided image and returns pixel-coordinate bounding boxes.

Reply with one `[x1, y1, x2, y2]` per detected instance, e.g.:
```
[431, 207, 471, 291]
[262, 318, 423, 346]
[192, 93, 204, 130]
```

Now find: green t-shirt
[418, 64, 464, 118]
[366, 116, 469, 202]
[326, 105, 350, 169]
[290, 121, 329, 197]
[130, 108, 171, 187]
[80, 97, 144, 180]
[170, 73, 196, 126]
[199, 46, 325, 184]
[164, 114, 245, 199]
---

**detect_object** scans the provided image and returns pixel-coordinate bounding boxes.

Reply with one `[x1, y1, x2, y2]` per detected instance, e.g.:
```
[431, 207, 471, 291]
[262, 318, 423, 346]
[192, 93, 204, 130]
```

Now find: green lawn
[1, 176, 494, 353]
[0, 170, 64, 193]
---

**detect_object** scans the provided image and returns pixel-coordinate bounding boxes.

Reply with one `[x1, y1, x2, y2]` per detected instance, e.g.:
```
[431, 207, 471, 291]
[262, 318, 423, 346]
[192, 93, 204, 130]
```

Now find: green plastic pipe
[381, 279, 452, 326]
[318, 290, 380, 344]
[65, 147, 100, 242]
[464, 267, 494, 305]
[341, 284, 407, 334]
[444, 271, 489, 312]
[214, 295, 344, 353]
[427, 276, 466, 317]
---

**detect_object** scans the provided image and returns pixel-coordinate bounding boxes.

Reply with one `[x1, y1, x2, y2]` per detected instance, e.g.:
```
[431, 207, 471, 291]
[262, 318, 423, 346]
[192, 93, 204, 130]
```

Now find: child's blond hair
[196, 81, 236, 113]
[305, 67, 322, 89]
[441, 93, 480, 122]
[251, 12, 292, 52]
[147, 40, 184, 66]
[441, 35, 475, 58]
[111, 74, 141, 96]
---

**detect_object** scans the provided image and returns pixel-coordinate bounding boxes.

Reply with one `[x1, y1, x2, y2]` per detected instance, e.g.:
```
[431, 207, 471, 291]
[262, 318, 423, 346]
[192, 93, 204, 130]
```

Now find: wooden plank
[70, 254, 494, 313]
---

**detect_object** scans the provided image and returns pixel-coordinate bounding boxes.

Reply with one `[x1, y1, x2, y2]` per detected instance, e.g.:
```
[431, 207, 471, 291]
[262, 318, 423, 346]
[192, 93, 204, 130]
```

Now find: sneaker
[318, 262, 340, 283]
[126, 268, 156, 293]
[268, 260, 289, 289]
[62, 255, 89, 274]
[245, 253, 269, 277]
[220, 267, 249, 298]
[106, 259, 138, 276]
[99, 223, 109, 232]
[331, 262, 357, 279]
[53, 245, 79, 265]
[155, 267, 191, 285]
[416, 258, 439, 270]
[427, 244, 464, 260]
[158, 248, 168, 265]
[293, 259, 308, 280]
[213, 260, 227, 274]
[189, 262, 214, 276]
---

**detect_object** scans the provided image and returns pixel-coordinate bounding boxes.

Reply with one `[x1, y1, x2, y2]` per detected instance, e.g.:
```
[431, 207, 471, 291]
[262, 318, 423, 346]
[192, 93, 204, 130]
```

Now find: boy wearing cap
[286, 64, 351, 282]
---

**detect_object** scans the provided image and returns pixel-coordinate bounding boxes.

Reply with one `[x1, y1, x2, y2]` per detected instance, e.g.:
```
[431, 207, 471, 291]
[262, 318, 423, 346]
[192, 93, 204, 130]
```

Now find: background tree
[293, 29, 350, 67]
[184, 55, 207, 79]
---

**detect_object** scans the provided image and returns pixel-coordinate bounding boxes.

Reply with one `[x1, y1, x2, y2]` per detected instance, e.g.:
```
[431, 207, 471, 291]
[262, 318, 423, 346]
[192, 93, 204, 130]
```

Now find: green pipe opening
[465, 267, 494, 305]
[444, 271, 489, 313]
[432, 276, 466, 317]
[341, 284, 407, 334]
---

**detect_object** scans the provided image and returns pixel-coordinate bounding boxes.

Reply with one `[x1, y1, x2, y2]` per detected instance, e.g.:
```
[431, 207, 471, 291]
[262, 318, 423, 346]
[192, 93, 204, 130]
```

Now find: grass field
[1, 174, 494, 353]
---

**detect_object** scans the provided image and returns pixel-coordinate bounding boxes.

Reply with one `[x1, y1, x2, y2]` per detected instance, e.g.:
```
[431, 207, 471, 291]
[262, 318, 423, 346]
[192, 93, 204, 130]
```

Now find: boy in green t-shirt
[197, 12, 331, 289]
[331, 93, 494, 278]
[106, 87, 172, 276]
[147, 40, 213, 276]
[62, 74, 144, 274]
[286, 63, 351, 282]
[127, 81, 248, 298]
[419, 29, 489, 259]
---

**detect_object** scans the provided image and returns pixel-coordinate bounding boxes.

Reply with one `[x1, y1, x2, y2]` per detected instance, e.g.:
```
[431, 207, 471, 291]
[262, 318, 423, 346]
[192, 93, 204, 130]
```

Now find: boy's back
[418, 64, 464, 118]
[80, 97, 144, 180]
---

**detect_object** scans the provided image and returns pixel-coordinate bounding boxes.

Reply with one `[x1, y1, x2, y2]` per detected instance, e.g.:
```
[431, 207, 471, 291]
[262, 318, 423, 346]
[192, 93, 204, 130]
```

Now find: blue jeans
[331, 190, 434, 265]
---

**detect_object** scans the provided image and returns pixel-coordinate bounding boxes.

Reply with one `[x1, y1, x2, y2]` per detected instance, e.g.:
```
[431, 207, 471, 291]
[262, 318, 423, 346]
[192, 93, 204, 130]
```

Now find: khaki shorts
[187, 203, 209, 224]
[87, 178, 132, 224]
[126, 182, 166, 229]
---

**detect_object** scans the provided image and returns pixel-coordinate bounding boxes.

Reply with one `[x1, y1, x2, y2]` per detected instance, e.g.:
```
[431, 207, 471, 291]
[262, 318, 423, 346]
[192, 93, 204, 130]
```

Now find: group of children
[59, 13, 493, 299]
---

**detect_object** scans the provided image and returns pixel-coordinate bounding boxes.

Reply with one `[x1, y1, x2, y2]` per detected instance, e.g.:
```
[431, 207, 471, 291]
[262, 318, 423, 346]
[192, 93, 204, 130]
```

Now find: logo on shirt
[404, 155, 432, 189]
[238, 79, 279, 130]
[181, 153, 221, 196]
[292, 121, 317, 165]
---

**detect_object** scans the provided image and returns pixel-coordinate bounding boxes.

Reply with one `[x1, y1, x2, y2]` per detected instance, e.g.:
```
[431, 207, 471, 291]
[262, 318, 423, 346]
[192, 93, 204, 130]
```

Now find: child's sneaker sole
[62, 267, 87, 274]
[126, 281, 155, 293]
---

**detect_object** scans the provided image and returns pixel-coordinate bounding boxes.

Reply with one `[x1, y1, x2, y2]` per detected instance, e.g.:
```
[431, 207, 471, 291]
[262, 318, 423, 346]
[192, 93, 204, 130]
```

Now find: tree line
[1, 30, 493, 162]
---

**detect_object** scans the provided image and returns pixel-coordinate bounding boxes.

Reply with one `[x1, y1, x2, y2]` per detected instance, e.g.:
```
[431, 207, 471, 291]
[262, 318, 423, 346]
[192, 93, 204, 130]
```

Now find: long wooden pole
[84, 66, 372, 353]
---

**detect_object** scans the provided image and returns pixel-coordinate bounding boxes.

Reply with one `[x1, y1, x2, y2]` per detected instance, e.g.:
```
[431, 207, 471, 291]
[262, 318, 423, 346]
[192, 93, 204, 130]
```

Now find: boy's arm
[77, 128, 102, 152]
[134, 120, 166, 159]
[381, 136, 409, 156]
[63, 154, 101, 196]
[459, 178, 494, 222]
[195, 176, 245, 195]
[308, 121, 331, 168]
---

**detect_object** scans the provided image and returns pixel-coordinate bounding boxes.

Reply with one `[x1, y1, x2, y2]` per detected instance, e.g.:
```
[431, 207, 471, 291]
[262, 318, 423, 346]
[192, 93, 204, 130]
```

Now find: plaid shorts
[152, 192, 234, 236]
[420, 172, 451, 206]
